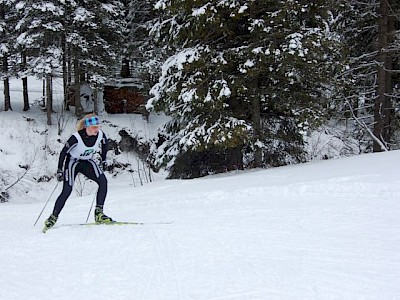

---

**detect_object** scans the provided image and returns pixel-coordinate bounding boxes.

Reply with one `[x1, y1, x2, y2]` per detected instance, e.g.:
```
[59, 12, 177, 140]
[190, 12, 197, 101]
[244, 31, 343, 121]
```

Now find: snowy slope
[1, 150, 400, 300]
[1, 77, 400, 299]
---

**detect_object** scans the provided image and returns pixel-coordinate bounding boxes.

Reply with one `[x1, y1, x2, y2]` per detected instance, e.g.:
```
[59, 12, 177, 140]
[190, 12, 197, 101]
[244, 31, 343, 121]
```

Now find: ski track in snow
[1, 180, 399, 299]
[1, 150, 400, 299]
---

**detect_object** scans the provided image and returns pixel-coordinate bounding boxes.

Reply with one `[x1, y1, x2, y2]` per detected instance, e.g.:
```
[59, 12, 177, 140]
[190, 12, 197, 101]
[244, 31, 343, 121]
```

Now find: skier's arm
[57, 135, 78, 170]
[100, 133, 108, 163]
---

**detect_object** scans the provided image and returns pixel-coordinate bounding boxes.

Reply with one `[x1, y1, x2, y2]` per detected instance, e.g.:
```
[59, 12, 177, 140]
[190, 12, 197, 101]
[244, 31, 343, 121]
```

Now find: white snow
[238, 6, 248, 14]
[1, 78, 400, 299]
[192, 4, 208, 17]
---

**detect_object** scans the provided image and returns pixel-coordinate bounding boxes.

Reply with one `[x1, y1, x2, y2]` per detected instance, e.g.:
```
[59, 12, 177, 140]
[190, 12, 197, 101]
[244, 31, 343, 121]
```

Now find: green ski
[43, 220, 173, 232]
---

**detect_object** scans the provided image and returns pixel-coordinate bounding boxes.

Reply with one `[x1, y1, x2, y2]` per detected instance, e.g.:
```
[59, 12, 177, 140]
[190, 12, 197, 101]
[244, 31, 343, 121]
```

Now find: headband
[84, 116, 100, 127]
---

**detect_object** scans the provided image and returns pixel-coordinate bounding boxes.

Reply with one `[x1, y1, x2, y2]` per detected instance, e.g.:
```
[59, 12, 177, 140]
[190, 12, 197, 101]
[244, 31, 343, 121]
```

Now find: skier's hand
[56, 169, 64, 182]
[101, 161, 108, 172]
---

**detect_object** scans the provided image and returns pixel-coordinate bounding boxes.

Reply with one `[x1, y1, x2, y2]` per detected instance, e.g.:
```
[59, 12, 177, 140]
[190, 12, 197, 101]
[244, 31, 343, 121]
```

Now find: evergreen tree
[341, 0, 400, 151]
[123, 0, 167, 90]
[124, 0, 152, 75]
[15, 0, 65, 122]
[64, 0, 126, 116]
[15, 0, 126, 117]
[374, 0, 400, 151]
[0, 0, 18, 111]
[148, 0, 343, 178]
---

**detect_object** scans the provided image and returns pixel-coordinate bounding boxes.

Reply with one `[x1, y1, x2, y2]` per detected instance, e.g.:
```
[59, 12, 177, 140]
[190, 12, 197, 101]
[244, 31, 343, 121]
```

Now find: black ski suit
[52, 129, 108, 217]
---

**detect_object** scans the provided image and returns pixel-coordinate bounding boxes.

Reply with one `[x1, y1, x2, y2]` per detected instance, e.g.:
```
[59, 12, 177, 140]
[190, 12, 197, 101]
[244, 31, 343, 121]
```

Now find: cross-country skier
[44, 114, 113, 231]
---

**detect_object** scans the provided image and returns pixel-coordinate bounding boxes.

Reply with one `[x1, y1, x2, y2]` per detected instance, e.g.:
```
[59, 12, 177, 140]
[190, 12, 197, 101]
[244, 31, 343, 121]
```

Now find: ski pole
[85, 192, 97, 223]
[33, 181, 59, 226]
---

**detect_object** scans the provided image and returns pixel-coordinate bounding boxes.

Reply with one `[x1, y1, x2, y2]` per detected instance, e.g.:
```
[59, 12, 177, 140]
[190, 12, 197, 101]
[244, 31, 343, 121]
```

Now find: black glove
[56, 169, 64, 182]
[101, 161, 108, 172]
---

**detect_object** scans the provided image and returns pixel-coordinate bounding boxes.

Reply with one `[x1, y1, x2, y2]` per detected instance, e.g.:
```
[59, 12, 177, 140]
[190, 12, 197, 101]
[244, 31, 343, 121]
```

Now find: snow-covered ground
[1, 78, 400, 299]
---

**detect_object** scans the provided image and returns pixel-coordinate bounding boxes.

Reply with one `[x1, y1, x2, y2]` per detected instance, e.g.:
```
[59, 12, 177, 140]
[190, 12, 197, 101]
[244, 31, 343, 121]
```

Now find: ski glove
[101, 161, 108, 172]
[56, 169, 64, 182]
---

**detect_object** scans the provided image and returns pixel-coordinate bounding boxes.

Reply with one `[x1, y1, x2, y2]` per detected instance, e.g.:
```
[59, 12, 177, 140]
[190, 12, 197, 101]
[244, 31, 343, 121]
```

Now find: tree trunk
[252, 96, 262, 167]
[42, 78, 45, 107]
[22, 77, 29, 111]
[373, 0, 390, 152]
[3, 57, 11, 111]
[121, 57, 131, 78]
[251, 80, 262, 167]
[22, 52, 29, 111]
[382, 9, 395, 145]
[62, 36, 69, 111]
[73, 50, 84, 118]
[93, 88, 98, 114]
[46, 74, 52, 125]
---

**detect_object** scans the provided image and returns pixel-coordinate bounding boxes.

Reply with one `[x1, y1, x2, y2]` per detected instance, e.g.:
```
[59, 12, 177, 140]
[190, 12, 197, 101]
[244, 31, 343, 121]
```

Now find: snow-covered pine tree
[148, 0, 344, 178]
[64, 0, 126, 116]
[124, 0, 161, 81]
[0, 0, 18, 111]
[14, 0, 65, 123]
[15, 0, 125, 117]
[340, 0, 400, 151]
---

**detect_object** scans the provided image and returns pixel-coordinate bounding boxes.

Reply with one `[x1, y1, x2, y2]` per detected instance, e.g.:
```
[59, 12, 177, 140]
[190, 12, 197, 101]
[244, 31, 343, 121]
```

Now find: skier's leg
[81, 160, 108, 208]
[44, 160, 78, 230]
[52, 181, 73, 217]
[80, 160, 111, 222]
[51, 160, 79, 217]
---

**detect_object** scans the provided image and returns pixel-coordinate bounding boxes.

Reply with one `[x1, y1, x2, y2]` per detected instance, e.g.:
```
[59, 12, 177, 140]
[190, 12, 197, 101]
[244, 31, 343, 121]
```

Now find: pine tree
[148, 0, 344, 178]
[124, 0, 154, 75]
[341, 0, 400, 151]
[374, 0, 400, 151]
[0, 0, 18, 111]
[14, 0, 65, 122]
[14, 0, 126, 117]
[67, 0, 126, 116]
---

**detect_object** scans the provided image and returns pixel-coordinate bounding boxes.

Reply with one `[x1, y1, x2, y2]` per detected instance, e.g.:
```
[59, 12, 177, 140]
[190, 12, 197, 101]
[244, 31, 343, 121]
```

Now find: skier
[44, 114, 113, 231]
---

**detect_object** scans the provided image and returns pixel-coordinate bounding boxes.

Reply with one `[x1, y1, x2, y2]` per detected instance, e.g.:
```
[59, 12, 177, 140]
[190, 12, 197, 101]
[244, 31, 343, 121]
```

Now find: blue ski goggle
[84, 116, 100, 127]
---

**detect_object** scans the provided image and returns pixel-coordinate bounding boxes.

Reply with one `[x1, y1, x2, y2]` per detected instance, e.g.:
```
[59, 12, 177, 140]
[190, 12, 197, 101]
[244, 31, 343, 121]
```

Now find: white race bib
[69, 130, 103, 160]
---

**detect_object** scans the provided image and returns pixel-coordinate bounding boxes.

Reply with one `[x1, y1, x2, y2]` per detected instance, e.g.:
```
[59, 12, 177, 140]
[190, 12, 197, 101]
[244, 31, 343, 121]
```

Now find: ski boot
[43, 214, 58, 232]
[94, 207, 113, 224]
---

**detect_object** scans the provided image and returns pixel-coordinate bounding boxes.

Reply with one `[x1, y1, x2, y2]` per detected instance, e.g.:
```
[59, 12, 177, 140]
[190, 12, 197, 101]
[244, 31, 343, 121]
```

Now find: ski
[42, 220, 173, 232]
[75, 221, 173, 226]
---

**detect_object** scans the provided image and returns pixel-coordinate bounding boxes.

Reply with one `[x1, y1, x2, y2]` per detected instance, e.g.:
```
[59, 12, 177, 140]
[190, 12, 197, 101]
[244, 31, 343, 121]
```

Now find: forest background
[1, 0, 400, 186]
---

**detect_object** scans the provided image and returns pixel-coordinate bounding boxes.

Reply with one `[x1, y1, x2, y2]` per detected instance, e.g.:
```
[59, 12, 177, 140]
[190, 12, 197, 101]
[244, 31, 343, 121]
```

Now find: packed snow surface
[1, 150, 400, 299]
